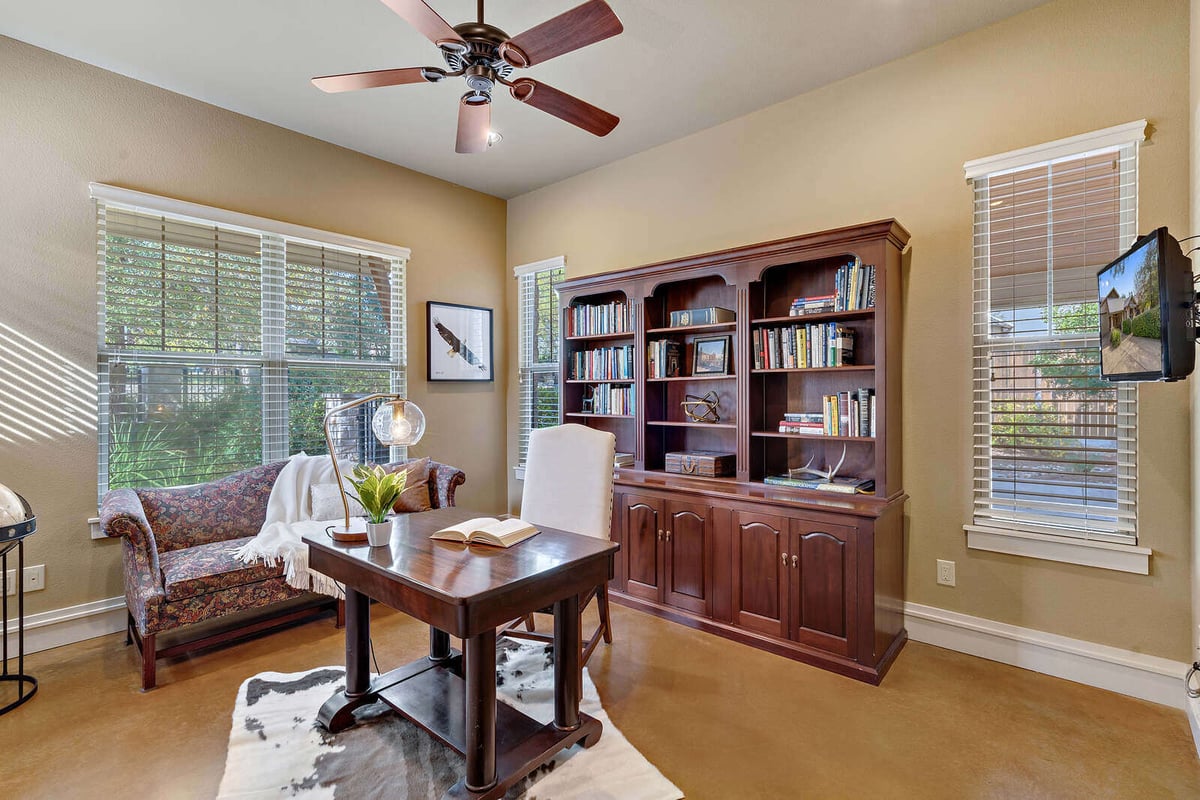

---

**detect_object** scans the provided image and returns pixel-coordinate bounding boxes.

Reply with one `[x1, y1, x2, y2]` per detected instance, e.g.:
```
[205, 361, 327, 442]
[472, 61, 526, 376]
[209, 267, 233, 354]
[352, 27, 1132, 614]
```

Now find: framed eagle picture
[427, 301, 494, 382]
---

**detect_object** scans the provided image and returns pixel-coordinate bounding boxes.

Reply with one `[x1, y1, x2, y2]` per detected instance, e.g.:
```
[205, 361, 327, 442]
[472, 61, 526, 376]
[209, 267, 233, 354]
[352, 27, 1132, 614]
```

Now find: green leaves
[345, 464, 407, 523]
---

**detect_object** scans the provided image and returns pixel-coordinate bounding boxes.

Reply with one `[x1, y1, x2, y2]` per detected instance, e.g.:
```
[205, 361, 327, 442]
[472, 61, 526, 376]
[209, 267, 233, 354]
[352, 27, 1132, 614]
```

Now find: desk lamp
[323, 394, 425, 543]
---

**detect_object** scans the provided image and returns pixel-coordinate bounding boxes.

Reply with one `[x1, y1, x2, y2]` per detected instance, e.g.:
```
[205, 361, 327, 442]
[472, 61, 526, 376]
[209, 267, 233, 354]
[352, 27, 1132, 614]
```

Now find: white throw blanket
[232, 453, 353, 598]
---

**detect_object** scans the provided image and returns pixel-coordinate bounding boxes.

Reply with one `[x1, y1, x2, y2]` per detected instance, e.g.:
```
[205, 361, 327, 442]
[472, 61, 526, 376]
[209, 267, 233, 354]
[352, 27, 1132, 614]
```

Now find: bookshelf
[555, 219, 910, 683]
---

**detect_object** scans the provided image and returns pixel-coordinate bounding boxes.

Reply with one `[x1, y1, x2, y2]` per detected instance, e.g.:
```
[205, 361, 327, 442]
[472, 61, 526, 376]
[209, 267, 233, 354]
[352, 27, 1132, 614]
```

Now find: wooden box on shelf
[555, 219, 909, 684]
[664, 450, 736, 477]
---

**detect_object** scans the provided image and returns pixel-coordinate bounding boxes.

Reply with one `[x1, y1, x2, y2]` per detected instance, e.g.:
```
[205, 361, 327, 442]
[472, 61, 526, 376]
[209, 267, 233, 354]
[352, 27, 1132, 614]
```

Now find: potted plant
[345, 464, 407, 546]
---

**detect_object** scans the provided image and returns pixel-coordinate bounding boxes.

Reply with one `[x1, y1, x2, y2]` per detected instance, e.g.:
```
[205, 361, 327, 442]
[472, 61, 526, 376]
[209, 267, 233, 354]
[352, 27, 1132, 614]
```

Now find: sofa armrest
[427, 461, 466, 508]
[101, 489, 157, 551]
[102, 488, 163, 585]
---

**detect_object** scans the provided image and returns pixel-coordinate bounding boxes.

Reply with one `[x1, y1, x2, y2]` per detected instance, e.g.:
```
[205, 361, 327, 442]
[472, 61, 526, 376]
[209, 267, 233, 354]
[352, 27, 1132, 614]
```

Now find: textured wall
[0, 36, 508, 617]
[1191, 0, 1199, 661]
[506, 0, 1193, 659]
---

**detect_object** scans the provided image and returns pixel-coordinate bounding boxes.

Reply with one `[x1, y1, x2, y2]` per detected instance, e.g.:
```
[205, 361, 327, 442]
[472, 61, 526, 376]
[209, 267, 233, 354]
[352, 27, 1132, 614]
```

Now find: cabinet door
[731, 511, 788, 638]
[621, 494, 662, 603]
[663, 500, 710, 616]
[788, 520, 858, 657]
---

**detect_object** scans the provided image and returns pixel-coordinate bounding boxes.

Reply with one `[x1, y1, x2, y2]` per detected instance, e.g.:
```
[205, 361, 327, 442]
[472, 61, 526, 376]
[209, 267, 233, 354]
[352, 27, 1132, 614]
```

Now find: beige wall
[1191, 0, 1199, 661]
[0, 36, 508, 617]
[506, 0, 1193, 659]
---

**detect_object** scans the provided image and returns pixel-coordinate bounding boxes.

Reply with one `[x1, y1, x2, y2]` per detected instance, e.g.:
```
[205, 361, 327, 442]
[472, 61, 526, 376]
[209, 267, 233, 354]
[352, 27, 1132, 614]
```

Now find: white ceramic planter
[366, 521, 392, 547]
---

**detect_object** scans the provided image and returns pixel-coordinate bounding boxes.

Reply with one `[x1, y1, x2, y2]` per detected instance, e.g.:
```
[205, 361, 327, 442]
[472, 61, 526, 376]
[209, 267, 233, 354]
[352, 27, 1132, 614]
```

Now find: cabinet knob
[666, 530, 672, 542]
[657, 529, 663, 541]
[781, 552, 789, 565]
[791, 554, 799, 569]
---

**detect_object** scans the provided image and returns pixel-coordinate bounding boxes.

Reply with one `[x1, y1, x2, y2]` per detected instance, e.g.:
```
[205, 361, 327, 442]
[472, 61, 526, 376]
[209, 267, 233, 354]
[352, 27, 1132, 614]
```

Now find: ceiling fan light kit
[313, 0, 624, 154]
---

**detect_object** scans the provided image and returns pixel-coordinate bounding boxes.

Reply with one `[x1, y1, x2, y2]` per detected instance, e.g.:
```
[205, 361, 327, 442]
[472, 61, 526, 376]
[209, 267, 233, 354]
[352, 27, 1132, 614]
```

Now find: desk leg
[553, 594, 581, 731]
[430, 627, 451, 662]
[317, 587, 372, 733]
[464, 628, 497, 793]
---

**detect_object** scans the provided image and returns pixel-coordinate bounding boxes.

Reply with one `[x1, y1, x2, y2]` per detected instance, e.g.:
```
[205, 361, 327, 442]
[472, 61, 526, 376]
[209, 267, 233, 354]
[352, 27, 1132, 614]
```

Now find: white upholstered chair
[503, 423, 616, 664]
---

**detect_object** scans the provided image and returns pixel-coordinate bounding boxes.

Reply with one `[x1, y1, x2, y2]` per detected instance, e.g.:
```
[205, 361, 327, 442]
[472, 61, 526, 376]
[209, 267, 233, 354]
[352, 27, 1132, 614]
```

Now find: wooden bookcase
[556, 219, 910, 683]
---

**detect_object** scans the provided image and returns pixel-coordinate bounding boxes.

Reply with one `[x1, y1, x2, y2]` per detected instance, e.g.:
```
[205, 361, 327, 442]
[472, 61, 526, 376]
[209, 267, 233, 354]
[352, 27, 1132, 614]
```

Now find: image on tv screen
[1099, 240, 1160, 376]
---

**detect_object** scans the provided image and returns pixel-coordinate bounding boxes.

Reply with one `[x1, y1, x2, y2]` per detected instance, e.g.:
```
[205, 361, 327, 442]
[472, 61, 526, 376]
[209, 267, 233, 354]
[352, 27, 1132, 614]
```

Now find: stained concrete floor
[1, 603, 1198, 799]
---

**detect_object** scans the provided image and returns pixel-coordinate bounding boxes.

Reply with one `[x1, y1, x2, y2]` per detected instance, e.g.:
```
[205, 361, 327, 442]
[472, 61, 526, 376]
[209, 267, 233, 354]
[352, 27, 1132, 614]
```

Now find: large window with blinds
[966, 125, 1142, 546]
[516, 258, 565, 470]
[95, 190, 407, 497]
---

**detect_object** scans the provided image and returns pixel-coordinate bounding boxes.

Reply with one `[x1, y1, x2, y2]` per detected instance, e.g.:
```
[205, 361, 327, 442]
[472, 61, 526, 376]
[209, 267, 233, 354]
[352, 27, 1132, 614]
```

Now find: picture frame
[692, 335, 731, 376]
[427, 301, 494, 382]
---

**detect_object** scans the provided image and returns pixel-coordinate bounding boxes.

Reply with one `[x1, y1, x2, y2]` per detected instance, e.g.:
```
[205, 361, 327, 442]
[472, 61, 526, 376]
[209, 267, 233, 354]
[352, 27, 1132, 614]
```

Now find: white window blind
[516, 258, 565, 468]
[96, 194, 407, 498]
[969, 129, 1141, 544]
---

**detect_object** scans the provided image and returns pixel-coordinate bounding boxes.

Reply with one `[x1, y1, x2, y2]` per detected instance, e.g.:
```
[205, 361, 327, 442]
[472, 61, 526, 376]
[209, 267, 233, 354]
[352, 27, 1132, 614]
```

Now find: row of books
[763, 475, 875, 494]
[777, 389, 875, 437]
[614, 452, 634, 468]
[567, 301, 630, 337]
[823, 389, 876, 437]
[834, 261, 875, 312]
[586, 384, 634, 416]
[647, 339, 683, 379]
[570, 345, 635, 381]
[753, 323, 855, 370]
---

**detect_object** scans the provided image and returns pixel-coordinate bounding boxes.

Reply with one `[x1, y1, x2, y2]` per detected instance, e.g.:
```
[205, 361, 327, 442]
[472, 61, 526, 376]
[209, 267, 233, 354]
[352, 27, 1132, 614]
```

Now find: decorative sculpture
[789, 443, 848, 482]
[681, 391, 721, 423]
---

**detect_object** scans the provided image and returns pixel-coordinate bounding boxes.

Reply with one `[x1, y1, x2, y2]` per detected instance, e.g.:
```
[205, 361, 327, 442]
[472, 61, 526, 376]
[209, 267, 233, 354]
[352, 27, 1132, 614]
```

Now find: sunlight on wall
[0, 323, 96, 442]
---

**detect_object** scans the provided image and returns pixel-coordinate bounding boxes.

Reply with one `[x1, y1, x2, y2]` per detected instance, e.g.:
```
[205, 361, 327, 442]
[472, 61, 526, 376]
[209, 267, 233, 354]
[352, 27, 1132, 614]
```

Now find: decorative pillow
[310, 483, 366, 521]
[388, 457, 432, 514]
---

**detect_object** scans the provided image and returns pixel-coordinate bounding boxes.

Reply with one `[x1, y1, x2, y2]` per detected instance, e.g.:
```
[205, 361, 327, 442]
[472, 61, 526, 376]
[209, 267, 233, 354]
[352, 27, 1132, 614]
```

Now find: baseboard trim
[4, 596, 126, 656]
[1186, 695, 1200, 757]
[905, 601, 1189, 709]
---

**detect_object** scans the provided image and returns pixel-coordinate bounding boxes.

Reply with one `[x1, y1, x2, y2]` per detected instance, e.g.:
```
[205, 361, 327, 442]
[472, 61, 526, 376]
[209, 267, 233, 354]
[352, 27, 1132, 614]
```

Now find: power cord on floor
[1186, 662, 1200, 699]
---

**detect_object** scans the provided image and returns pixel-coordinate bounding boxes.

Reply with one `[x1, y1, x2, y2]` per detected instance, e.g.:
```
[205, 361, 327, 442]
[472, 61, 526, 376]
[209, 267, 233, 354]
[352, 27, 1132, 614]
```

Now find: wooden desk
[305, 507, 619, 799]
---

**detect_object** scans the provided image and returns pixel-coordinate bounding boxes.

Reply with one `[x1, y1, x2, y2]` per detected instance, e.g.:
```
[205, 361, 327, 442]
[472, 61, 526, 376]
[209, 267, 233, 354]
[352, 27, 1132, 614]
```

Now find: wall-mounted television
[1097, 227, 1195, 382]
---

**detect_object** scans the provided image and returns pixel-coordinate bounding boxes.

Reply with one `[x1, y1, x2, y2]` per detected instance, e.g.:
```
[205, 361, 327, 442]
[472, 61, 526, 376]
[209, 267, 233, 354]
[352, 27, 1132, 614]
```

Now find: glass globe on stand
[371, 399, 425, 447]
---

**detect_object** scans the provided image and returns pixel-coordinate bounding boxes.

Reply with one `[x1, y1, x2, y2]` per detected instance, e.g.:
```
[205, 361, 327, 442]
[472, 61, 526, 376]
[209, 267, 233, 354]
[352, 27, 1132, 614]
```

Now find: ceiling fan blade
[378, 0, 467, 51]
[456, 96, 492, 154]
[312, 67, 444, 93]
[509, 78, 619, 137]
[499, 0, 623, 68]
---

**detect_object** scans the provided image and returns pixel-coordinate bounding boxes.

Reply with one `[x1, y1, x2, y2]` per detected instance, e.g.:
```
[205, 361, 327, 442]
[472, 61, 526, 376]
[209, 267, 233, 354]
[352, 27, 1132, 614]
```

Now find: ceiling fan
[313, 0, 624, 154]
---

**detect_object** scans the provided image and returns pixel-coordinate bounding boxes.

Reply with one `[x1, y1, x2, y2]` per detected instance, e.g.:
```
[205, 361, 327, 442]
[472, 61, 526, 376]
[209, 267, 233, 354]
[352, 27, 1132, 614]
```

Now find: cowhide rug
[217, 640, 683, 799]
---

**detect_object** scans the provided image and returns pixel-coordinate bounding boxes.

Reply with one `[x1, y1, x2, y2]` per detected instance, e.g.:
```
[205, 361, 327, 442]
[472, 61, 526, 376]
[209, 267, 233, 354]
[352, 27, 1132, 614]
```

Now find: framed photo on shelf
[427, 301, 494, 382]
[693, 335, 731, 375]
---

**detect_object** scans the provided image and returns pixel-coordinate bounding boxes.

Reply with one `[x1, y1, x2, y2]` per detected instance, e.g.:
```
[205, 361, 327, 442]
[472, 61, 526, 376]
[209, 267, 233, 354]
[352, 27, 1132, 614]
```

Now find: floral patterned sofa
[101, 458, 465, 690]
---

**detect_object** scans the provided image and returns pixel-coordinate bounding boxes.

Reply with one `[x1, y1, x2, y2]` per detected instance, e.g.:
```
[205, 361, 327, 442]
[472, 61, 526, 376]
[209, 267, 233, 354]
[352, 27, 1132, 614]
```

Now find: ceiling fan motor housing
[443, 22, 514, 82]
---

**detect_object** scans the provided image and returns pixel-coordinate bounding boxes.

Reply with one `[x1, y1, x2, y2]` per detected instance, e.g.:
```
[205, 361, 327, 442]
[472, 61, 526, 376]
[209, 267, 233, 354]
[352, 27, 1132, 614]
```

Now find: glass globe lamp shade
[372, 399, 425, 447]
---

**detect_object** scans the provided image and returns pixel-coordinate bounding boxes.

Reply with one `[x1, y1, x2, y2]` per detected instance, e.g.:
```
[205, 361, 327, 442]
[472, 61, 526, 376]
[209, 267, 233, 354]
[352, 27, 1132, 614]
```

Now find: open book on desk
[431, 517, 539, 548]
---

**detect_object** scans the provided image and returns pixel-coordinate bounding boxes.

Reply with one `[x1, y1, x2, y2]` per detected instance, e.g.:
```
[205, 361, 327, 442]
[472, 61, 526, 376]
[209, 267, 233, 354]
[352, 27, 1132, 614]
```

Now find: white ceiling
[0, 0, 1047, 198]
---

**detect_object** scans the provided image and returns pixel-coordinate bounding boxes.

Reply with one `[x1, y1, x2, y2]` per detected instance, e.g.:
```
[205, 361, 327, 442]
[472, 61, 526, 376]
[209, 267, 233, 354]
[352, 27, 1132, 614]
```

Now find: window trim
[89, 183, 411, 261]
[514, 256, 566, 479]
[962, 123, 1149, 571]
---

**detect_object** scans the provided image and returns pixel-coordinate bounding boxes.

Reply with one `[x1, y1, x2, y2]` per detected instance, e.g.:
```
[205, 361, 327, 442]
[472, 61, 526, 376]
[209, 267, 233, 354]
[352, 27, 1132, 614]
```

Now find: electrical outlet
[4, 565, 45, 594]
[24, 564, 44, 592]
[936, 559, 956, 587]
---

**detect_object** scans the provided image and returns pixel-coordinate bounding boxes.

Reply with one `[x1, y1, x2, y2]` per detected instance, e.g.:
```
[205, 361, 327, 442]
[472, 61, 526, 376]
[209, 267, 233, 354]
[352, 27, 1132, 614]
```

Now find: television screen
[1098, 227, 1195, 382]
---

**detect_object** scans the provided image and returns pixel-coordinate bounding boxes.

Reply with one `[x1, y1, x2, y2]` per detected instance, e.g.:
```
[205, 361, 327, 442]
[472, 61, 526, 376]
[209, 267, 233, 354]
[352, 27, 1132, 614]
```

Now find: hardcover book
[669, 307, 735, 327]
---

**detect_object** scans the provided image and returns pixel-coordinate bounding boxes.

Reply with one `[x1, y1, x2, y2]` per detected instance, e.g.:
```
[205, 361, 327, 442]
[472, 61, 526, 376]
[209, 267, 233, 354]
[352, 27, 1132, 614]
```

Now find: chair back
[520, 424, 615, 541]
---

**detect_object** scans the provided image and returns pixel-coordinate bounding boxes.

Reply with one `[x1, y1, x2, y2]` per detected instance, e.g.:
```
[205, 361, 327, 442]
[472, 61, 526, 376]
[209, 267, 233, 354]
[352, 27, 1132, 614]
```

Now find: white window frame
[91, 183, 410, 499]
[961, 121, 1151, 575]
[514, 256, 566, 480]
